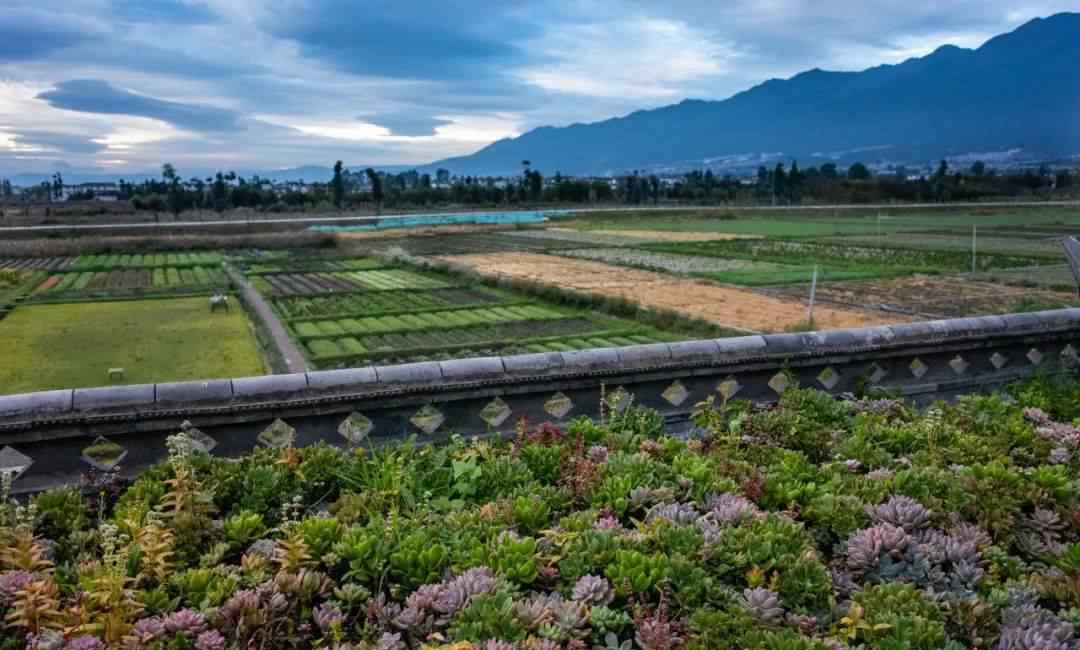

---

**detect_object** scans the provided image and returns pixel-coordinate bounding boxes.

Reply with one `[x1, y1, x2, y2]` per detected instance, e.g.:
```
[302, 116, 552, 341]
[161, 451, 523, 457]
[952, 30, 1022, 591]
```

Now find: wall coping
[1, 308, 1078, 423]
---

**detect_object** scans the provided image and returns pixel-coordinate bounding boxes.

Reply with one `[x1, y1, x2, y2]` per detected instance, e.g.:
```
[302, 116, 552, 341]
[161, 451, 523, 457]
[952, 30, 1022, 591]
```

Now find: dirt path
[439, 253, 905, 332]
[225, 266, 308, 373]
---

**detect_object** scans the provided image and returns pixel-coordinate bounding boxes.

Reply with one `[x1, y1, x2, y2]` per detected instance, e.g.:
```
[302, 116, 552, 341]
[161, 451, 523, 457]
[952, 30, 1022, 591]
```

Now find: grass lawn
[0, 297, 264, 394]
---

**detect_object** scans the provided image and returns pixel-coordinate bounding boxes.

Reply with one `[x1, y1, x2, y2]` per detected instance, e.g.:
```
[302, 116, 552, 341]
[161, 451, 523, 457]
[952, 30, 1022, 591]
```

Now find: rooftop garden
[2, 375, 1079, 650]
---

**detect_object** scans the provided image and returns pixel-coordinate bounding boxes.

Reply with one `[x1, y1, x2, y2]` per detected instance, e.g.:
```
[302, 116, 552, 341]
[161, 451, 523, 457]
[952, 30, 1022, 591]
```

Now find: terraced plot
[246, 258, 386, 274]
[274, 287, 512, 319]
[255, 268, 454, 296]
[0, 256, 75, 271]
[559, 247, 836, 285]
[815, 233, 1067, 258]
[255, 257, 683, 367]
[32, 266, 227, 297]
[71, 251, 222, 270]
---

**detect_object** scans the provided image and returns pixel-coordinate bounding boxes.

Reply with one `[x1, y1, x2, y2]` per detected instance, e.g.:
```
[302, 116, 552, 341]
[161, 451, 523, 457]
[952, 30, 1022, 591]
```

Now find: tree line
[4, 158, 1075, 213]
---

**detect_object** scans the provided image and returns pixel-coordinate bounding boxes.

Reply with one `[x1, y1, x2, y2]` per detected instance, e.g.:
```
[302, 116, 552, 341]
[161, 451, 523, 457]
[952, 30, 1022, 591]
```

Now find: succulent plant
[163, 608, 208, 635]
[314, 602, 345, 634]
[0, 570, 35, 602]
[195, 630, 227, 650]
[571, 575, 614, 606]
[705, 492, 760, 525]
[645, 502, 698, 526]
[997, 587, 1080, 650]
[63, 636, 104, 650]
[866, 496, 932, 532]
[742, 587, 785, 624]
[131, 616, 166, 643]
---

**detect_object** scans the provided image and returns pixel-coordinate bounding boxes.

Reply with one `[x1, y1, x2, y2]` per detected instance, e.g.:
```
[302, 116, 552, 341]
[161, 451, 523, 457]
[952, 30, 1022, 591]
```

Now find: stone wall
[2, 308, 1078, 492]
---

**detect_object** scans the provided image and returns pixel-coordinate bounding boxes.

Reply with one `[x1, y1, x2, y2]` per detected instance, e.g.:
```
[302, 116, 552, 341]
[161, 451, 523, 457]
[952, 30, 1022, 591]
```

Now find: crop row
[292, 304, 567, 340]
[305, 318, 668, 364]
[33, 266, 227, 295]
[345, 232, 598, 257]
[246, 258, 387, 274]
[71, 251, 222, 270]
[274, 287, 516, 320]
[258, 269, 454, 296]
[643, 238, 1044, 271]
[0, 256, 75, 271]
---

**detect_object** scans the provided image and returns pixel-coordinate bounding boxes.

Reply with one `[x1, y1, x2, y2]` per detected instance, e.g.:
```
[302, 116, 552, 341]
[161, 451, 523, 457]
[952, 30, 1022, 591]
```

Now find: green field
[568, 207, 1080, 237]
[0, 297, 263, 394]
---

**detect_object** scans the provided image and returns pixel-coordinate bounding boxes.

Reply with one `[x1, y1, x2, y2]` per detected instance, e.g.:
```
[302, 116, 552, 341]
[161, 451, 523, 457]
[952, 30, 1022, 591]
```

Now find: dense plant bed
[3, 376, 1080, 650]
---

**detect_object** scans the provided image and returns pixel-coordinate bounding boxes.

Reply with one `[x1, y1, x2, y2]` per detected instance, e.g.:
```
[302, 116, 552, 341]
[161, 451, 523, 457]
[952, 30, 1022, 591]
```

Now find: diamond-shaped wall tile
[817, 367, 840, 390]
[909, 358, 928, 379]
[411, 405, 445, 434]
[868, 363, 888, 384]
[990, 352, 1008, 369]
[258, 418, 296, 448]
[544, 392, 574, 419]
[338, 412, 374, 445]
[661, 380, 690, 406]
[1062, 344, 1078, 359]
[179, 421, 217, 453]
[606, 387, 633, 413]
[948, 355, 970, 375]
[0, 446, 33, 481]
[479, 397, 513, 428]
[768, 372, 790, 395]
[81, 436, 127, 471]
[1027, 348, 1044, 366]
[717, 377, 742, 400]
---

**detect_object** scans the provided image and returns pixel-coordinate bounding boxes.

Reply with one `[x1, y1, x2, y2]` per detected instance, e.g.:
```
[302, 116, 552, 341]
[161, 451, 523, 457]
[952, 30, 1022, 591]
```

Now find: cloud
[0, 7, 103, 61]
[37, 79, 244, 132]
[266, 0, 536, 80]
[8, 130, 107, 154]
[109, 0, 219, 24]
[364, 115, 454, 136]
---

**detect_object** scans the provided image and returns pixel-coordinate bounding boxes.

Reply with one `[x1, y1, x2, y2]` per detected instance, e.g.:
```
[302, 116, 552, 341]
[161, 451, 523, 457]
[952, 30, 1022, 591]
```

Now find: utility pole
[971, 225, 977, 274]
[807, 265, 819, 329]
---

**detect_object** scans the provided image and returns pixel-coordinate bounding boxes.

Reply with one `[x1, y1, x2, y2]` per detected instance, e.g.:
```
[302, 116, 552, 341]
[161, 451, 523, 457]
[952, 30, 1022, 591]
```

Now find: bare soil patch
[766, 275, 1077, 318]
[440, 252, 904, 332]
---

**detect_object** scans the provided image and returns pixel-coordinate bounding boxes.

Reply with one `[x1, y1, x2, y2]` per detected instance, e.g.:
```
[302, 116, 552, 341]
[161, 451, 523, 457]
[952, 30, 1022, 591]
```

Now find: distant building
[62, 182, 119, 201]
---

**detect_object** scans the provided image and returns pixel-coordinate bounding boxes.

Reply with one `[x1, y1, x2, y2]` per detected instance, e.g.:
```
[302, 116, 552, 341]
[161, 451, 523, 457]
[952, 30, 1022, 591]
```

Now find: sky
[0, 0, 1077, 177]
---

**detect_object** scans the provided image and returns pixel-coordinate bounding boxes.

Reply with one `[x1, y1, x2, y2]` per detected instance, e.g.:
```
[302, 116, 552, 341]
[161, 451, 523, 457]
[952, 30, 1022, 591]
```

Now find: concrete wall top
[1, 307, 1078, 421]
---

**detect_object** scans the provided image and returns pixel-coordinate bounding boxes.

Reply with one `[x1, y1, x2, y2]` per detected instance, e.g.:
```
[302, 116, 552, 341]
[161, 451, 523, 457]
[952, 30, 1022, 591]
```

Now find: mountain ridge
[428, 12, 1080, 176]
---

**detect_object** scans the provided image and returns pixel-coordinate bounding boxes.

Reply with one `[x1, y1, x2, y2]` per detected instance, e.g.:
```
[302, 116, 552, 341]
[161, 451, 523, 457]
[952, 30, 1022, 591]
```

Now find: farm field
[243, 256, 688, 367]
[0, 296, 263, 394]
[340, 232, 599, 257]
[439, 252, 903, 331]
[31, 266, 229, 298]
[564, 206, 1080, 237]
[69, 251, 223, 269]
[971, 264, 1079, 291]
[505, 228, 760, 246]
[814, 233, 1067, 258]
[765, 276, 1078, 318]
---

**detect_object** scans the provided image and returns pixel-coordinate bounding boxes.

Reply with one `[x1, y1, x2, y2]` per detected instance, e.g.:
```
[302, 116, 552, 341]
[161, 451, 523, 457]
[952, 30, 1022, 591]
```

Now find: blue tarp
[309, 210, 558, 232]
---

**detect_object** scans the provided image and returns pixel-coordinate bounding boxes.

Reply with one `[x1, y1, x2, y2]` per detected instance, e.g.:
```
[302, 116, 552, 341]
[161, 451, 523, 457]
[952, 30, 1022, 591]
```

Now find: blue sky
[0, 0, 1076, 176]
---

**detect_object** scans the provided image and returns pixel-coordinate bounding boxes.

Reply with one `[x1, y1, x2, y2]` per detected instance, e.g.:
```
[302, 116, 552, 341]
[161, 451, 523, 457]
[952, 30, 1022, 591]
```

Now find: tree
[821, 163, 839, 180]
[365, 168, 383, 213]
[162, 163, 184, 216]
[52, 173, 63, 200]
[970, 161, 986, 177]
[332, 161, 345, 208]
[847, 162, 871, 181]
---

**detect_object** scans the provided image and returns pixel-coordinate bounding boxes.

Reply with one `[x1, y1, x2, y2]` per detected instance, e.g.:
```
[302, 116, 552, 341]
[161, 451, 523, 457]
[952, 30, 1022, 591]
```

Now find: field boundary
[225, 265, 309, 374]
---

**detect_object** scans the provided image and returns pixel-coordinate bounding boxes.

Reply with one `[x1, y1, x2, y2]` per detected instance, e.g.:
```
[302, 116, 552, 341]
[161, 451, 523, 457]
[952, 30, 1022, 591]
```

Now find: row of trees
[6, 158, 1076, 214]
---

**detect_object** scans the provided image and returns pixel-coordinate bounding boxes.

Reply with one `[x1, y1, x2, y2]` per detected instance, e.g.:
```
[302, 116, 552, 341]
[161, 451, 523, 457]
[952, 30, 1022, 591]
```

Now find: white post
[807, 265, 818, 328]
[971, 225, 977, 274]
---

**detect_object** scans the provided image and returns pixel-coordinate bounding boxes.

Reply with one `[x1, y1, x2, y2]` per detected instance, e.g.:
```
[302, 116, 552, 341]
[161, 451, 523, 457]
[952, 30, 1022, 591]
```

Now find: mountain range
[429, 12, 1080, 176]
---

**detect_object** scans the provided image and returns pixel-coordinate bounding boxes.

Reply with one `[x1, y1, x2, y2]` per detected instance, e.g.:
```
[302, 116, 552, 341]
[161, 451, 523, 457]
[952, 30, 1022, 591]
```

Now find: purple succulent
[594, 513, 623, 532]
[377, 632, 405, 650]
[131, 617, 166, 642]
[844, 523, 911, 574]
[314, 603, 344, 634]
[164, 608, 208, 635]
[479, 641, 519, 650]
[0, 570, 35, 602]
[742, 587, 784, 624]
[25, 631, 64, 650]
[866, 495, 931, 532]
[645, 502, 699, 526]
[705, 492, 760, 525]
[587, 445, 609, 463]
[63, 636, 104, 650]
[571, 575, 614, 606]
[997, 587, 1080, 650]
[514, 593, 562, 629]
[195, 630, 227, 650]
[634, 614, 682, 650]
